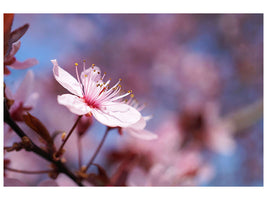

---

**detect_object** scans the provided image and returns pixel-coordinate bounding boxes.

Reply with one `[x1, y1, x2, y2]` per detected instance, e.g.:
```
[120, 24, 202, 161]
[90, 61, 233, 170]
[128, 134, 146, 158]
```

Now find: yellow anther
[61, 132, 66, 141]
[75, 63, 78, 66]
[130, 94, 134, 98]
[83, 59, 86, 62]
[119, 78, 122, 81]
[124, 99, 128, 103]
[93, 69, 96, 72]
[84, 74, 88, 77]
[104, 72, 107, 75]
[92, 64, 95, 66]
[118, 84, 121, 88]
[127, 90, 131, 93]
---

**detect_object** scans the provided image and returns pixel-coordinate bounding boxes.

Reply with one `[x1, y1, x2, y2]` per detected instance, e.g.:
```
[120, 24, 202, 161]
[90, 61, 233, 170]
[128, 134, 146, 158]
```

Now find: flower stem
[78, 136, 82, 169]
[55, 115, 82, 159]
[84, 127, 111, 172]
[5, 167, 53, 174]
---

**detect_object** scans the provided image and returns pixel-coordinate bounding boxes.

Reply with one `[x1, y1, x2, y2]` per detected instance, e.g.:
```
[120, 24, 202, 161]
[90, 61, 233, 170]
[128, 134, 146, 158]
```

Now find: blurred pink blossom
[178, 101, 235, 155]
[5, 70, 39, 122]
[52, 59, 141, 128]
[4, 41, 38, 75]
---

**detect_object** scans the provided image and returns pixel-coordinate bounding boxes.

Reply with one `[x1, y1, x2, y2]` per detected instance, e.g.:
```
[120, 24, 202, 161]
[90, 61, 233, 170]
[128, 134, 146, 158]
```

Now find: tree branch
[4, 98, 84, 186]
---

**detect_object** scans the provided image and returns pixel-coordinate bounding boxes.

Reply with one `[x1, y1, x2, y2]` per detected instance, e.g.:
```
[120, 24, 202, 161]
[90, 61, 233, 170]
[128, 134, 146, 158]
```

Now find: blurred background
[4, 14, 263, 186]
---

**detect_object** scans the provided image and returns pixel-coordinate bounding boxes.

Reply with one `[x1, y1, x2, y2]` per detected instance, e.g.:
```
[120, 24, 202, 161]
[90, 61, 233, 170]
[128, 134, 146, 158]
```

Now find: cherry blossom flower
[52, 59, 142, 128]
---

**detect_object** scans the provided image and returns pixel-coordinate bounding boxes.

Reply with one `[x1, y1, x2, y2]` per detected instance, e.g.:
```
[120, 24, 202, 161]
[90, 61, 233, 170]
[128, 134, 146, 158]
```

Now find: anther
[130, 94, 134, 98]
[92, 64, 95, 66]
[61, 132, 66, 142]
[75, 63, 78, 66]
[119, 78, 122, 81]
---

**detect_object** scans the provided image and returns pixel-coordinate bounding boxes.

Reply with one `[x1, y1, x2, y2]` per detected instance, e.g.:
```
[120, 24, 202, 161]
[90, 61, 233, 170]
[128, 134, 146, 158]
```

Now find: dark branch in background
[4, 98, 84, 186]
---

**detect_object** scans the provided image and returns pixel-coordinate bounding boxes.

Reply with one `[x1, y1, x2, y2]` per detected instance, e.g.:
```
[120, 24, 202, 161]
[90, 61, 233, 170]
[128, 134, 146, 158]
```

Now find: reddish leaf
[86, 164, 110, 186]
[9, 24, 29, 45]
[23, 112, 53, 147]
[4, 14, 14, 57]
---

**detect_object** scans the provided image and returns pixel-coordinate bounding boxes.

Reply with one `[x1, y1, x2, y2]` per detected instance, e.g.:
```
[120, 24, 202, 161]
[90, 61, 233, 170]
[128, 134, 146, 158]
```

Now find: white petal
[80, 66, 101, 85]
[129, 117, 147, 130]
[125, 127, 158, 140]
[52, 59, 83, 97]
[57, 94, 91, 115]
[91, 103, 141, 127]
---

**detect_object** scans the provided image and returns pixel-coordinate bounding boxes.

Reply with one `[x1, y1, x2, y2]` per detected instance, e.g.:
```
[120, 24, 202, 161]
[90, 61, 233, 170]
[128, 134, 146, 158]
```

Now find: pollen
[92, 64, 95, 66]
[61, 132, 66, 141]
[119, 78, 122, 81]
[75, 63, 78, 66]
[130, 94, 134, 98]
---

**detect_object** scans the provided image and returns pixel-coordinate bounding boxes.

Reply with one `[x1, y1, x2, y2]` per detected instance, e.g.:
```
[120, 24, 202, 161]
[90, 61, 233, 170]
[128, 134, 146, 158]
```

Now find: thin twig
[5, 167, 53, 174]
[84, 127, 111, 172]
[78, 136, 82, 169]
[55, 115, 82, 158]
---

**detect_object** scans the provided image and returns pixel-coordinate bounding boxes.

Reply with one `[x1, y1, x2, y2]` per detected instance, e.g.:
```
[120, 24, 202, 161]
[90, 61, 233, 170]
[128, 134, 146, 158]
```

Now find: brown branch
[4, 98, 84, 186]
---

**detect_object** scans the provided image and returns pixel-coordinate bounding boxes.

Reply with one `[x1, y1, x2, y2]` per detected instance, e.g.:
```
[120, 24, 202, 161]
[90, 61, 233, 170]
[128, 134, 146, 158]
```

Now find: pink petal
[57, 94, 91, 115]
[24, 92, 39, 108]
[125, 127, 158, 140]
[9, 58, 38, 69]
[91, 102, 141, 127]
[38, 179, 58, 186]
[52, 59, 83, 97]
[4, 178, 27, 186]
[14, 70, 34, 103]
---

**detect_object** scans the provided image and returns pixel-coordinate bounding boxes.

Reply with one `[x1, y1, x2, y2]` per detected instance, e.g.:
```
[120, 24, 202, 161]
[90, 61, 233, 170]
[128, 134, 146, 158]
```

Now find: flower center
[83, 97, 100, 109]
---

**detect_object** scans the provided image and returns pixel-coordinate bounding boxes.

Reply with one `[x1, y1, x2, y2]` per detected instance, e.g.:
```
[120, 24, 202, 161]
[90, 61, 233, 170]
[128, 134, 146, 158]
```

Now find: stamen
[75, 63, 83, 93]
[83, 60, 86, 71]
[101, 72, 106, 80]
